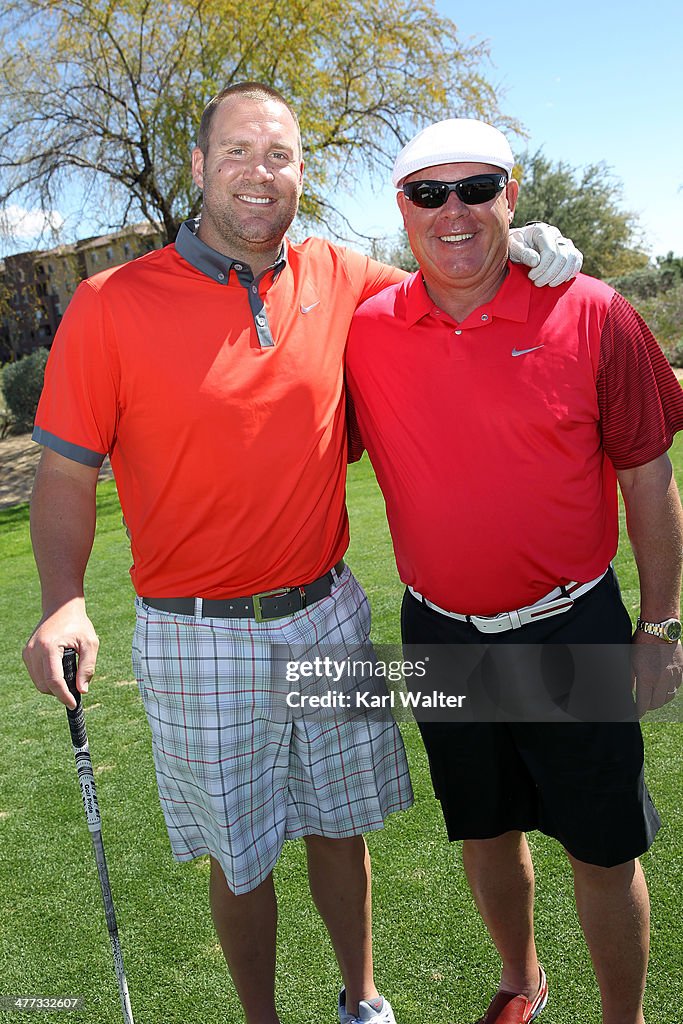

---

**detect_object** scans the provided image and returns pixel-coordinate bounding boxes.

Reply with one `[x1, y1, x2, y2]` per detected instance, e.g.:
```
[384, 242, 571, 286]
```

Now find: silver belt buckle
[469, 613, 514, 634]
[253, 586, 294, 622]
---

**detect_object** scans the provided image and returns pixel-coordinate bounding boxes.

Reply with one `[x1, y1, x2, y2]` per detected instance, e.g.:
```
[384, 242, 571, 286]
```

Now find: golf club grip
[63, 649, 101, 831]
[63, 648, 87, 749]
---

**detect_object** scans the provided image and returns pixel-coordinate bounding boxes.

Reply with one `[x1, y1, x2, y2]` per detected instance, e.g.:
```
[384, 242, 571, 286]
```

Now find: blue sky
[3, 1, 679, 260]
[336, 0, 682, 260]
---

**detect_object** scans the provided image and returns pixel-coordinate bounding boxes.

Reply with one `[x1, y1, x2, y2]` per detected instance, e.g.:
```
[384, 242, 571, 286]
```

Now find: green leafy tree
[0, 0, 512, 244]
[512, 151, 648, 279]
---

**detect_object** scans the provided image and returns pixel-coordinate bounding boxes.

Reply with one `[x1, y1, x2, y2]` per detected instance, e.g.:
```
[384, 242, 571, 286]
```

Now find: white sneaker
[338, 989, 396, 1024]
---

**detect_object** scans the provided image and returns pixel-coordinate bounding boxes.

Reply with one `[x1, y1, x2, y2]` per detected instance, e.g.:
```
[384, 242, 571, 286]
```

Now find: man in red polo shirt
[345, 118, 683, 1024]
[22, 82, 580, 1024]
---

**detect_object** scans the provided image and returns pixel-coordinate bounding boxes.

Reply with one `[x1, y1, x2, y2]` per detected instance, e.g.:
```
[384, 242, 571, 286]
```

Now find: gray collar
[174, 218, 287, 285]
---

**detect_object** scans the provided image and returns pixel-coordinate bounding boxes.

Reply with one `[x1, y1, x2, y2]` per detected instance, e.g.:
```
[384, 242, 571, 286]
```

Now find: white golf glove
[509, 222, 583, 287]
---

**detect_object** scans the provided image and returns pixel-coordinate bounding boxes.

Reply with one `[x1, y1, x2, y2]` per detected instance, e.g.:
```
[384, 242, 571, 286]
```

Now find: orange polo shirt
[34, 222, 404, 597]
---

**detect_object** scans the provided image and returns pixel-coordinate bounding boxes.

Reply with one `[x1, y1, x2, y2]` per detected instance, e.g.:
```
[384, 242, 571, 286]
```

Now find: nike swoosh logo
[511, 344, 545, 357]
[300, 301, 320, 314]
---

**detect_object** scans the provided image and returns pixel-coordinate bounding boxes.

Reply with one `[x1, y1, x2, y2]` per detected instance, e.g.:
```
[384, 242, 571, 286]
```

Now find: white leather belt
[408, 569, 609, 634]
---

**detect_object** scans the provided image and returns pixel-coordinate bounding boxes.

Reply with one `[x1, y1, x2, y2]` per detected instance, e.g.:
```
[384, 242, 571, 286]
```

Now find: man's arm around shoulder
[617, 452, 683, 716]
[23, 448, 100, 709]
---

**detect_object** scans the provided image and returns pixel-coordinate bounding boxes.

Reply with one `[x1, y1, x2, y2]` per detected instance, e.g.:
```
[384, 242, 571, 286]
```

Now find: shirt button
[454, 330, 462, 336]
[251, 285, 258, 293]
[234, 263, 243, 271]
[217, 272, 225, 281]
[481, 314, 489, 321]
[256, 316, 266, 327]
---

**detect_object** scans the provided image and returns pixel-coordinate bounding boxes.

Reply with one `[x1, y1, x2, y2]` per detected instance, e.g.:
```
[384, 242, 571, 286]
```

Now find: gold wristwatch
[635, 617, 682, 643]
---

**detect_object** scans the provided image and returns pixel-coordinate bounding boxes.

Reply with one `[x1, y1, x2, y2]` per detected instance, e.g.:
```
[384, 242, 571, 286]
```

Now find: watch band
[635, 617, 682, 643]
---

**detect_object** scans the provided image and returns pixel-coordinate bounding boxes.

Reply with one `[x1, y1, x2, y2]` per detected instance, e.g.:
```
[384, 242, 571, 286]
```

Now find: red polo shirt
[346, 264, 683, 615]
[34, 228, 404, 597]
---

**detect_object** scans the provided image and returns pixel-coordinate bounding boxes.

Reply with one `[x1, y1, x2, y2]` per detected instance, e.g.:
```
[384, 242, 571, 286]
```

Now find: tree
[512, 151, 648, 279]
[370, 232, 417, 273]
[0, 0, 512, 245]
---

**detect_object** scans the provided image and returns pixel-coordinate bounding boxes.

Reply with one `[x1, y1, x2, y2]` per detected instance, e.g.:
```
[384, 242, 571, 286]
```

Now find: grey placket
[175, 219, 286, 348]
[235, 264, 278, 348]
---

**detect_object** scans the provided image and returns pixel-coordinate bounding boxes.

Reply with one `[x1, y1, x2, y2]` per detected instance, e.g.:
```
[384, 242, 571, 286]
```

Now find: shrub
[0, 366, 10, 438]
[623, 282, 683, 361]
[665, 342, 683, 369]
[1, 347, 49, 434]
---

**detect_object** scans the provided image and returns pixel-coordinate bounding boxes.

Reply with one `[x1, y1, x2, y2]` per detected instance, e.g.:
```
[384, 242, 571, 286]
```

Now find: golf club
[62, 648, 135, 1024]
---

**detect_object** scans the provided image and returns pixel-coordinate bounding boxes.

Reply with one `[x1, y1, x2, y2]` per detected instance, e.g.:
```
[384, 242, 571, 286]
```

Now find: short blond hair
[197, 81, 302, 159]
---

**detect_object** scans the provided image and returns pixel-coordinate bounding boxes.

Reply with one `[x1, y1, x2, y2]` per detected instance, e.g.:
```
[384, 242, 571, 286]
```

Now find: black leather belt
[142, 560, 345, 622]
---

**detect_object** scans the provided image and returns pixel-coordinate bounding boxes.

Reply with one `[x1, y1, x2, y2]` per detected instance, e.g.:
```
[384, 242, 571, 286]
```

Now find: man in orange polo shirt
[23, 83, 580, 1024]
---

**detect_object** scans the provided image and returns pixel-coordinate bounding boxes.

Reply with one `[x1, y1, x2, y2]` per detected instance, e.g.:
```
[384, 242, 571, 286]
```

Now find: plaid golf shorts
[132, 566, 413, 894]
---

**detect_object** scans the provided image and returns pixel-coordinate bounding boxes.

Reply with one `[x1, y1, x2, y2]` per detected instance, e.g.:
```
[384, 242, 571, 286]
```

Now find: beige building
[1, 222, 163, 360]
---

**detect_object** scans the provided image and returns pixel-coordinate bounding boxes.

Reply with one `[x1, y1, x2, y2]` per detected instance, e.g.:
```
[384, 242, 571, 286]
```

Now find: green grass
[0, 445, 681, 1024]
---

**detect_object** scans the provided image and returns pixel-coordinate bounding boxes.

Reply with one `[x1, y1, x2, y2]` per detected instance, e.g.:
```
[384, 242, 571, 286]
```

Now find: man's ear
[396, 190, 409, 229]
[506, 177, 520, 223]
[191, 147, 205, 190]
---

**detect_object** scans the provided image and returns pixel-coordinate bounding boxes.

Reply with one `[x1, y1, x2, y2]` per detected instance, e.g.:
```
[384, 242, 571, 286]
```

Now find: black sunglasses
[402, 172, 508, 209]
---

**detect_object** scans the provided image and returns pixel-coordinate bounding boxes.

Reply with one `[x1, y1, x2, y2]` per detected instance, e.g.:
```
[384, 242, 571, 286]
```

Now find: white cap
[392, 118, 514, 187]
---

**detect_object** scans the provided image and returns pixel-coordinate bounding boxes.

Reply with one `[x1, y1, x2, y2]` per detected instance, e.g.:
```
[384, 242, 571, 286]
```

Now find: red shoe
[476, 967, 548, 1024]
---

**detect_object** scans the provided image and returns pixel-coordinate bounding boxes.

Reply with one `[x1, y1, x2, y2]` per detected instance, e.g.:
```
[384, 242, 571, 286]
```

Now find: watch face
[665, 619, 682, 642]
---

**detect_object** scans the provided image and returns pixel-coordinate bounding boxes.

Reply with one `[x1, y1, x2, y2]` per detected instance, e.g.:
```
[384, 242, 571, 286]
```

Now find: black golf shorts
[400, 570, 661, 867]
